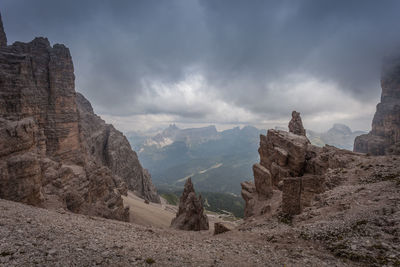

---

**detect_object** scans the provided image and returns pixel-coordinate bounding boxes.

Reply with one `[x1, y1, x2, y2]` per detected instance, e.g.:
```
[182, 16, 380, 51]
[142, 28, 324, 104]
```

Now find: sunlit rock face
[354, 56, 400, 155]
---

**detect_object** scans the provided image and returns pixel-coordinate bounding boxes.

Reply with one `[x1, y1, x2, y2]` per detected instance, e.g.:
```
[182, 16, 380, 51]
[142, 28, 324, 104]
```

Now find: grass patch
[145, 257, 155, 264]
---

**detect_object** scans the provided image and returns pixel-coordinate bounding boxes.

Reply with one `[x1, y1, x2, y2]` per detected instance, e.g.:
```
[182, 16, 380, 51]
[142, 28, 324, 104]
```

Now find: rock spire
[288, 111, 306, 136]
[171, 178, 209, 231]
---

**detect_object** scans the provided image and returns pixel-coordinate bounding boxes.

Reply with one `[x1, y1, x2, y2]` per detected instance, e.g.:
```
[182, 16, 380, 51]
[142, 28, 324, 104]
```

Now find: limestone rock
[253, 163, 272, 199]
[259, 129, 309, 185]
[171, 178, 209, 231]
[288, 111, 306, 136]
[354, 55, 400, 155]
[0, 13, 155, 221]
[214, 222, 232, 235]
[76, 93, 160, 203]
[240, 181, 257, 218]
[243, 111, 357, 218]
[0, 12, 6, 47]
[282, 177, 302, 215]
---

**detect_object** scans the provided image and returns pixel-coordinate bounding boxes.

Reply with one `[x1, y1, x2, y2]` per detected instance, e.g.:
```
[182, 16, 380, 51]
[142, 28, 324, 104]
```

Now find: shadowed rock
[354, 55, 400, 155]
[171, 178, 209, 231]
[0, 12, 7, 47]
[282, 177, 302, 215]
[214, 222, 232, 235]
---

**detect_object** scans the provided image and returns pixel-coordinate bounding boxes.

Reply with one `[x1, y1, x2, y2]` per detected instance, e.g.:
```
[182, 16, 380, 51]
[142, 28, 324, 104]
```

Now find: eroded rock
[0, 12, 157, 221]
[288, 111, 306, 136]
[243, 111, 357, 218]
[171, 178, 209, 231]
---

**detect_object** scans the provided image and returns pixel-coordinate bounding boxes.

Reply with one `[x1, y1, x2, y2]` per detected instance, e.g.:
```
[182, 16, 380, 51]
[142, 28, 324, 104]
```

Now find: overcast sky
[2, 0, 400, 132]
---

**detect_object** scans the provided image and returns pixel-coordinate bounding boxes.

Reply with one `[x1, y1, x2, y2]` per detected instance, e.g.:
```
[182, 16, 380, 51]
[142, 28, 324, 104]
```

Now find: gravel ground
[0, 199, 349, 267]
[1, 156, 398, 266]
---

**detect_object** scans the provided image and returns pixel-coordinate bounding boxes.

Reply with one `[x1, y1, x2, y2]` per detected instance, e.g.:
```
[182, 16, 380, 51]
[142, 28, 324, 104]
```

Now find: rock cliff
[242, 111, 355, 218]
[171, 178, 209, 231]
[0, 12, 159, 220]
[76, 93, 160, 203]
[354, 55, 400, 155]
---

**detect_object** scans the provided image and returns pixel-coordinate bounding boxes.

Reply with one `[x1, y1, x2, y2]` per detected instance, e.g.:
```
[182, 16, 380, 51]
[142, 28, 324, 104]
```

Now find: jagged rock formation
[288, 111, 306, 136]
[76, 93, 160, 203]
[242, 111, 355, 218]
[354, 55, 400, 155]
[0, 12, 159, 220]
[171, 178, 209, 231]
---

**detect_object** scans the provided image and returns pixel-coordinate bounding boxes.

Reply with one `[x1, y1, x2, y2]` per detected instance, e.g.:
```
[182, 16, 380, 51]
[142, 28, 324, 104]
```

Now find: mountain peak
[330, 123, 352, 135]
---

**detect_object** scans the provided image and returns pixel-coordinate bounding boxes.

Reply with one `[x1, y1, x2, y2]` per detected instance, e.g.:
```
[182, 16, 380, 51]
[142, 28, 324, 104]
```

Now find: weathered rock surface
[354, 55, 400, 155]
[0, 12, 158, 221]
[76, 93, 160, 203]
[288, 111, 306, 136]
[282, 177, 302, 215]
[242, 111, 354, 218]
[171, 178, 209, 231]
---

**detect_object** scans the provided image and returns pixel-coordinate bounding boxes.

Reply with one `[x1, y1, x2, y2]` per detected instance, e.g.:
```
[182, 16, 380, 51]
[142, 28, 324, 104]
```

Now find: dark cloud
[1, 0, 400, 130]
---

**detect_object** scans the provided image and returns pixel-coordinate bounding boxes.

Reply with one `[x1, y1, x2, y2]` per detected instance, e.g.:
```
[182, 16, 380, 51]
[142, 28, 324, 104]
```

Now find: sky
[2, 0, 400, 133]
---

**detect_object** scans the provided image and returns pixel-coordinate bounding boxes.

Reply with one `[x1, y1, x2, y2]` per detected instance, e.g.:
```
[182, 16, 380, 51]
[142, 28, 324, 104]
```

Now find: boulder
[214, 222, 232, 235]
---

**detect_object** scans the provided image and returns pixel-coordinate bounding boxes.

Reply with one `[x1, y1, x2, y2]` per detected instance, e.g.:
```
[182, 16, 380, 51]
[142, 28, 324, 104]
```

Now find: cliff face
[0, 12, 159, 220]
[354, 56, 400, 155]
[76, 93, 160, 203]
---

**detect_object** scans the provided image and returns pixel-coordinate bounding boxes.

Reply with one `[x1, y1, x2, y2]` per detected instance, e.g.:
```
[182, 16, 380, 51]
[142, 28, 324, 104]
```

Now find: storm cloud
[2, 0, 400, 132]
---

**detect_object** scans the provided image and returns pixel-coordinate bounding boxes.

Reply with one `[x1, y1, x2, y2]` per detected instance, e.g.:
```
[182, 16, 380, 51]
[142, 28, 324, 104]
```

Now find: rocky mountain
[142, 124, 219, 148]
[308, 123, 366, 150]
[354, 55, 400, 155]
[130, 125, 263, 195]
[0, 12, 158, 221]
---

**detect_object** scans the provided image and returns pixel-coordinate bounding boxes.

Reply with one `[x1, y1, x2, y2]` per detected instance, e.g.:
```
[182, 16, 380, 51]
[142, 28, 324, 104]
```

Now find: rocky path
[0, 199, 349, 267]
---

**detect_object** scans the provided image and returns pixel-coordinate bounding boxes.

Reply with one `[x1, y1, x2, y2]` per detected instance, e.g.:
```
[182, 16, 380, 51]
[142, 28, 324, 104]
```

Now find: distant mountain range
[127, 123, 366, 194]
[307, 124, 366, 151]
[126, 123, 366, 217]
[127, 124, 262, 195]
